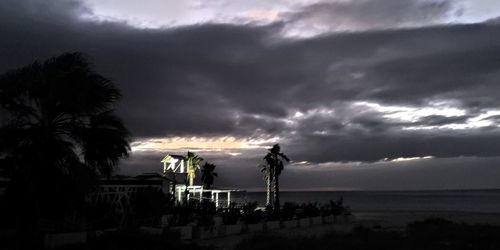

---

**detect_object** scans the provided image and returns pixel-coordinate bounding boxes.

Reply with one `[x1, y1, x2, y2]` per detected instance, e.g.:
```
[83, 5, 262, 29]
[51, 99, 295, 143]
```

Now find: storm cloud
[2, 0, 500, 189]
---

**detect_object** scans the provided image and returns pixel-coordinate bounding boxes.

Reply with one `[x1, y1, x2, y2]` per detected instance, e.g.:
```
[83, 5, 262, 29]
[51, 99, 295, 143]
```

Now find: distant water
[232, 189, 500, 213]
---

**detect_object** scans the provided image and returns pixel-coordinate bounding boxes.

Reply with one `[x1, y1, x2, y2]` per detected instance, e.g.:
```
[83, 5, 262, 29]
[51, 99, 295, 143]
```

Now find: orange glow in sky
[131, 136, 280, 152]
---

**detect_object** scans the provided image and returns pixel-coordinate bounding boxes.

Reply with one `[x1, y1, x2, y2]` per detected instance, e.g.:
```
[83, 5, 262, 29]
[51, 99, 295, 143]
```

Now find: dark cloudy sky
[2, 0, 500, 190]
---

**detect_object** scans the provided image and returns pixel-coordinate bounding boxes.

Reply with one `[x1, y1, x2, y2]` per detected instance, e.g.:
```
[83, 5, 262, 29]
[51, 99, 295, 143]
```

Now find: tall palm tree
[201, 162, 218, 189]
[0, 53, 130, 232]
[186, 151, 203, 186]
[264, 144, 289, 215]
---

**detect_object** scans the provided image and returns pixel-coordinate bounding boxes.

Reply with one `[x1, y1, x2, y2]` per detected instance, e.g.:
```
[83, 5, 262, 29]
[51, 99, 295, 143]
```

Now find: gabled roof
[170, 154, 185, 159]
[161, 154, 185, 163]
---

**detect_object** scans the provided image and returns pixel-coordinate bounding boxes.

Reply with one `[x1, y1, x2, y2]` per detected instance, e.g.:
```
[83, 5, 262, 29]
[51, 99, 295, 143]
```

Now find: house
[161, 154, 239, 208]
[0, 154, 239, 210]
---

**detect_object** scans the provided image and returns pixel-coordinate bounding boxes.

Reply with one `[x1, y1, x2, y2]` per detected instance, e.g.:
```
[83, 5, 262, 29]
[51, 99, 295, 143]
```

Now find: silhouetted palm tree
[264, 144, 289, 215]
[0, 53, 130, 235]
[201, 162, 218, 189]
[186, 151, 203, 186]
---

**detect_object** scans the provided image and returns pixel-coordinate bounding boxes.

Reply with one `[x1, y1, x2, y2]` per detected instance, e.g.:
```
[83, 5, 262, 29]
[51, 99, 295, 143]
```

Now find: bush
[219, 202, 240, 225]
[240, 202, 264, 224]
[278, 198, 350, 220]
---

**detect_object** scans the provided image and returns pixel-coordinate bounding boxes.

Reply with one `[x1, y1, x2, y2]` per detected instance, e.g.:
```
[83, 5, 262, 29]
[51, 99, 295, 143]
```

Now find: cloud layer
[2, 0, 500, 189]
[282, 0, 453, 36]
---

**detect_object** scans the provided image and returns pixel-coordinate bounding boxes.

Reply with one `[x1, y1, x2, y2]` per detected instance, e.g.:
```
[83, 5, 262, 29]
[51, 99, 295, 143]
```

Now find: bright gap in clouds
[131, 136, 280, 153]
[387, 156, 434, 162]
[81, 0, 289, 29]
[355, 101, 500, 130]
[355, 101, 465, 122]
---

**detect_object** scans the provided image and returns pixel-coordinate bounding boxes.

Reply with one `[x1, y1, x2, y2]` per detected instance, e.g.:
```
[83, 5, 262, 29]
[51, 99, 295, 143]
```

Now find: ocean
[233, 189, 500, 213]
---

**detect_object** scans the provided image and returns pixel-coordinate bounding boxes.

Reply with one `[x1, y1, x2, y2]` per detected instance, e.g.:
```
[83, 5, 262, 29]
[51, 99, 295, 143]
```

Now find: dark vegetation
[170, 198, 350, 227]
[55, 231, 215, 250]
[201, 162, 218, 189]
[235, 218, 500, 250]
[128, 196, 350, 228]
[0, 52, 130, 248]
[280, 199, 350, 220]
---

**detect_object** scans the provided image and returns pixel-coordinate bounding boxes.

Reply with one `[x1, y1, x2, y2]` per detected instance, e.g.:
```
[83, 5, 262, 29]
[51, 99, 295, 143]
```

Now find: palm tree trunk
[184, 179, 189, 204]
[274, 175, 280, 215]
[266, 176, 273, 207]
[189, 172, 194, 186]
[172, 173, 179, 205]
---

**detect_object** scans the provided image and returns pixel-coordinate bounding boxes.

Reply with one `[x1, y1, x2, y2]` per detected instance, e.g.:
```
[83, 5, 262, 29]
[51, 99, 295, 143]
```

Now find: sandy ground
[193, 223, 354, 250]
[354, 210, 500, 229]
[193, 211, 500, 249]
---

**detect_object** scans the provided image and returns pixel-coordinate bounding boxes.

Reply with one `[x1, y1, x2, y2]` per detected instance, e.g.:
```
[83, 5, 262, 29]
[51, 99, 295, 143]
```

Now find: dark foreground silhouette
[2, 218, 499, 249]
[1, 230, 215, 250]
[234, 218, 500, 250]
[0, 52, 130, 248]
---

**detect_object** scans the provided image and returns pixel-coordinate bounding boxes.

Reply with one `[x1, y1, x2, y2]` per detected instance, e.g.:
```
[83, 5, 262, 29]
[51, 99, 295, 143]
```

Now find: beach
[355, 210, 500, 228]
[193, 210, 500, 249]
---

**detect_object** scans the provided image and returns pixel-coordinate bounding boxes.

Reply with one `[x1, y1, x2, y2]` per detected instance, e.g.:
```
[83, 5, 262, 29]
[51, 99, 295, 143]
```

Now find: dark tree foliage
[200, 162, 217, 189]
[0, 53, 130, 232]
